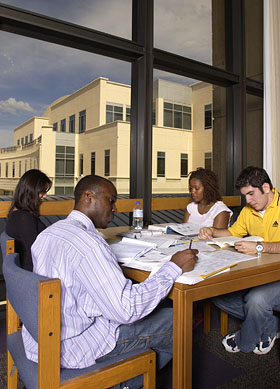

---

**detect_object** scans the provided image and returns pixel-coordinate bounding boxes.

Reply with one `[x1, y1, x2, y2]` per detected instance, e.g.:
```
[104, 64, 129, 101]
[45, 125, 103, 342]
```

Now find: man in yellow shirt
[199, 166, 280, 355]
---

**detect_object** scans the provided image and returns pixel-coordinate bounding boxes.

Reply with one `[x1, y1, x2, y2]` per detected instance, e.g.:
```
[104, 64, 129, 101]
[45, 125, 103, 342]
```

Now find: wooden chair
[2, 245, 156, 388]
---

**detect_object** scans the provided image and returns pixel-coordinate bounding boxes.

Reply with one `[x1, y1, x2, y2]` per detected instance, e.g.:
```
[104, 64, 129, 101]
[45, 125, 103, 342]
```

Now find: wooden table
[122, 253, 280, 389]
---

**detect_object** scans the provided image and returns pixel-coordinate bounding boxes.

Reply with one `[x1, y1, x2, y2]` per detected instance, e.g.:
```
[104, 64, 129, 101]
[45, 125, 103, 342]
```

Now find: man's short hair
[235, 166, 273, 193]
[74, 175, 112, 204]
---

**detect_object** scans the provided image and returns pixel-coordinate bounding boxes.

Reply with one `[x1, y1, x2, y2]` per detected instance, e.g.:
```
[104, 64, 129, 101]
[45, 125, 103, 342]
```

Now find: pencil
[200, 263, 237, 279]
[189, 239, 193, 249]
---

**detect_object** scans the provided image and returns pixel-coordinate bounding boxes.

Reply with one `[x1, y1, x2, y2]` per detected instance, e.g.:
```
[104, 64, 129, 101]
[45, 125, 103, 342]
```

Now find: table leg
[172, 288, 193, 389]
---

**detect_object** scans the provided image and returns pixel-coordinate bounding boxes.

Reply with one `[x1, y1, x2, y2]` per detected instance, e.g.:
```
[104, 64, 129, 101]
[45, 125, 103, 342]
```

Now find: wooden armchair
[2, 241, 156, 388]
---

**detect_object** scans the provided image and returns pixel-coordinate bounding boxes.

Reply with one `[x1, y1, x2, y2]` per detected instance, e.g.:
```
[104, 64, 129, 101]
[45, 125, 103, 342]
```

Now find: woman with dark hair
[6, 169, 52, 271]
[183, 168, 232, 228]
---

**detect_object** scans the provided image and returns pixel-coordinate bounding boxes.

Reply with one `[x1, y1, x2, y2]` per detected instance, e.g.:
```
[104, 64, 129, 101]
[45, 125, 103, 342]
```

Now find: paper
[207, 235, 264, 248]
[123, 249, 256, 285]
[148, 222, 200, 236]
[110, 238, 157, 263]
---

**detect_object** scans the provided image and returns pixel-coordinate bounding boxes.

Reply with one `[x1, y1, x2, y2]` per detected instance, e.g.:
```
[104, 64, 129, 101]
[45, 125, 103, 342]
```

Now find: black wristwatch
[256, 242, 264, 256]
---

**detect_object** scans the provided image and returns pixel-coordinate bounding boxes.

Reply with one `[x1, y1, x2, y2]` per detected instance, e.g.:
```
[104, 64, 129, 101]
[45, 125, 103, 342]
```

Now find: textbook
[206, 235, 264, 249]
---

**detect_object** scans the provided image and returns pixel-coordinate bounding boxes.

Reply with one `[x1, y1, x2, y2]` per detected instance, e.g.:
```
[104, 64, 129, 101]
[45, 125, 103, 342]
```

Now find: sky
[0, 0, 212, 148]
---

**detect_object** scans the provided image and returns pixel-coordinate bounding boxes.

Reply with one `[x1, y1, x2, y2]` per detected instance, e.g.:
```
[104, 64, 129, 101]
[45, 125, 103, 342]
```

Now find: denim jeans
[96, 307, 173, 389]
[213, 281, 280, 352]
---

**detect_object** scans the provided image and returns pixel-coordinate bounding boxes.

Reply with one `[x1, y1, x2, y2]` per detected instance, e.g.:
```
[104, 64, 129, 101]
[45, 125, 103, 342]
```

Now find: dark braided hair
[188, 168, 222, 204]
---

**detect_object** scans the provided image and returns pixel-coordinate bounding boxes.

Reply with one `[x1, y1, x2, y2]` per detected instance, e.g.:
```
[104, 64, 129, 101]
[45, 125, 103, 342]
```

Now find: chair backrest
[0, 231, 15, 278]
[3, 252, 50, 342]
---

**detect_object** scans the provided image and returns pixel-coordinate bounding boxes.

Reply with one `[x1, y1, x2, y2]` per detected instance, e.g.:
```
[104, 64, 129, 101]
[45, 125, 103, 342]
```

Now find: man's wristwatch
[256, 242, 264, 256]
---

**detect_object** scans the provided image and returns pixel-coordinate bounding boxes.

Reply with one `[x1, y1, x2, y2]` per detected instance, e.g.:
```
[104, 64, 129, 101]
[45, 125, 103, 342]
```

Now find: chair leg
[220, 310, 228, 336]
[203, 301, 211, 334]
[7, 351, 18, 389]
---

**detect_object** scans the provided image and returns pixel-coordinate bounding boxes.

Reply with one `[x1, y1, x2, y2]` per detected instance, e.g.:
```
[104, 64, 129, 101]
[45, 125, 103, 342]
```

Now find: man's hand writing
[171, 249, 198, 273]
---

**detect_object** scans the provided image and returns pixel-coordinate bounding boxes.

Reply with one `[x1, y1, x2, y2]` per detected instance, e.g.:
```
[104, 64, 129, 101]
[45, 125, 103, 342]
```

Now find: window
[157, 152, 165, 177]
[106, 103, 123, 123]
[25, 135, 28, 144]
[79, 154, 83, 176]
[55, 146, 75, 177]
[19, 161, 21, 177]
[91, 152, 96, 175]
[61, 118, 66, 132]
[29, 133, 33, 143]
[5, 163, 8, 177]
[0, 163, 1, 177]
[126, 106, 131, 122]
[12, 162, 15, 177]
[69, 114, 75, 133]
[24, 160, 27, 172]
[17, 139, 20, 146]
[205, 152, 212, 170]
[164, 102, 192, 130]
[21, 137, 24, 145]
[152, 102, 156, 125]
[204, 104, 212, 129]
[181, 153, 188, 177]
[79, 110, 86, 133]
[104, 149, 110, 176]
[53, 122, 58, 132]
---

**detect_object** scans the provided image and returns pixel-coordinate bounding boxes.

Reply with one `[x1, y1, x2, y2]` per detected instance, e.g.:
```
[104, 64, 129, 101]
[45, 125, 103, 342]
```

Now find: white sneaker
[253, 336, 277, 355]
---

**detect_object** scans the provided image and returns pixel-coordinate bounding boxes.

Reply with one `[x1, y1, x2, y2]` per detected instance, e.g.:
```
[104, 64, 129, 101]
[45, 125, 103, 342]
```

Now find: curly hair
[9, 169, 52, 218]
[235, 166, 273, 193]
[188, 168, 222, 204]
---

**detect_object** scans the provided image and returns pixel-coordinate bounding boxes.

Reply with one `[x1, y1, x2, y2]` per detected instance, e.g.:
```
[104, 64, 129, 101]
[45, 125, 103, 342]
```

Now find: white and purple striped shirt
[22, 210, 181, 368]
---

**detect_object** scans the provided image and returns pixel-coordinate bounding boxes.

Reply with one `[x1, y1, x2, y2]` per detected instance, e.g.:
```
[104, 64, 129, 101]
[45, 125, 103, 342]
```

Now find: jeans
[96, 307, 173, 389]
[213, 281, 280, 352]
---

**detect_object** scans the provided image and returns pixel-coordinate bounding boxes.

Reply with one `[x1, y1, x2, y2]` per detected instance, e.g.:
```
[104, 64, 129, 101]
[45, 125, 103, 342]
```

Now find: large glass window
[104, 149, 110, 176]
[91, 152, 96, 175]
[29, 133, 33, 143]
[69, 114, 75, 133]
[157, 152, 165, 177]
[204, 104, 212, 129]
[55, 146, 75, 177]
[181, 153, 188, 177]
[79, 110, 86, 133]
[164, 102, 192, 130]
[53, 122, 58, 132]
[106, 103, 123, 123]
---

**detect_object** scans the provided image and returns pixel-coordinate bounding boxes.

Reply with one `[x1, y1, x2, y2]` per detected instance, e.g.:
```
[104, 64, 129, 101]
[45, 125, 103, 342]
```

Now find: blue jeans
[213, 281, 280, 352]
[96, 307, 173, 389]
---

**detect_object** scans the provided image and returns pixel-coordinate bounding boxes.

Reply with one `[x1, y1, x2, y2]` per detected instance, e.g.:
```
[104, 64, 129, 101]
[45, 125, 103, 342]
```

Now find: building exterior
[0, 77, 212, 195]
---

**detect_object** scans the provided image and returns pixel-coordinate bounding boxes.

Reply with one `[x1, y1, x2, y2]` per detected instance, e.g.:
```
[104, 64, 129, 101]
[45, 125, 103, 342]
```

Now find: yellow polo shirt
[228, 188, 280, 242]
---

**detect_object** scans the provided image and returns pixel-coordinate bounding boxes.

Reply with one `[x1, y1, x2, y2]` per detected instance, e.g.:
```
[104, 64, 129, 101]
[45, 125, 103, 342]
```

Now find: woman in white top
[184, 168, 232, 228]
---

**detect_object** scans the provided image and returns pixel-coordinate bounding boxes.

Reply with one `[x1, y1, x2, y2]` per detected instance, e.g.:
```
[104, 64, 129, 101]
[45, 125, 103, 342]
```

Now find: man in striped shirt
[22, 175, 198, 388]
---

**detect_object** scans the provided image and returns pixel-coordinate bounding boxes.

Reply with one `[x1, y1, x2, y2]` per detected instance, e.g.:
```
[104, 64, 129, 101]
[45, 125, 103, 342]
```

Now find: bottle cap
[136, 201, 140, 205]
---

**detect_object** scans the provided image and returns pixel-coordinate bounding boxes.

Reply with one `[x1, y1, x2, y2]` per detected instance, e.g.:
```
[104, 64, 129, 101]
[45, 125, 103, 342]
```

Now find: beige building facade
[0, 77, 213, 195]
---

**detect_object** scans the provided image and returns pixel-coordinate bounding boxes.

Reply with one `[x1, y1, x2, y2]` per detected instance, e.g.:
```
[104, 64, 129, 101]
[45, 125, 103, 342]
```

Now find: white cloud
[0, 98, 35, 115]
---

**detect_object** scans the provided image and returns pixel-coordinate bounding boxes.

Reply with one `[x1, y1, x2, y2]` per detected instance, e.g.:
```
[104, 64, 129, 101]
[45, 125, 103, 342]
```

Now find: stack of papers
[110, 237, 157, 263]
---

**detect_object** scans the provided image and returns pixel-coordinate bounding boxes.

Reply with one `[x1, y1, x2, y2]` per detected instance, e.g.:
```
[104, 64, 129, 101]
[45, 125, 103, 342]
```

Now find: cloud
[0, 98, 35, 115]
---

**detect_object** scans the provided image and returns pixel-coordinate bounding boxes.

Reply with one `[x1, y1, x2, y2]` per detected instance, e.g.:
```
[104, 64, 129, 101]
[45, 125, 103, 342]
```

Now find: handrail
[0, 196, 241, 218]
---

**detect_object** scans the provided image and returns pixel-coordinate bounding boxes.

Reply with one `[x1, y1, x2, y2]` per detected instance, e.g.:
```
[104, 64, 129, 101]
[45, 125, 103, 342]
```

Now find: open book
[207, 235, 264, 249]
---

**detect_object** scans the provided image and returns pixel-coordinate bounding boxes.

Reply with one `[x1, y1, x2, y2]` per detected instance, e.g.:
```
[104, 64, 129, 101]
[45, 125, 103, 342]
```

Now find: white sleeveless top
[186, 201, 233, 227]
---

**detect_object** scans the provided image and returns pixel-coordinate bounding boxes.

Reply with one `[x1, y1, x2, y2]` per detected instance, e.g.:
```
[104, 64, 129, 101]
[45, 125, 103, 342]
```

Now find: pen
[200, 263, 237, 279]
[189, 239, 193, 249]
